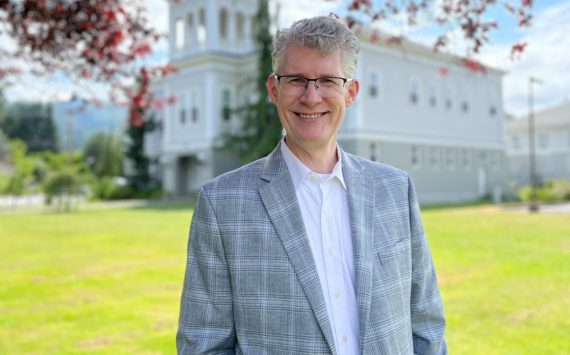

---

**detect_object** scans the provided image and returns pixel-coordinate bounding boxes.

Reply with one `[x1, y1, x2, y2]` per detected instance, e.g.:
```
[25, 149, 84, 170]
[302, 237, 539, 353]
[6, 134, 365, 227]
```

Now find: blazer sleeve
[407, 176, 448, 355]
[177, 187, 236, 354]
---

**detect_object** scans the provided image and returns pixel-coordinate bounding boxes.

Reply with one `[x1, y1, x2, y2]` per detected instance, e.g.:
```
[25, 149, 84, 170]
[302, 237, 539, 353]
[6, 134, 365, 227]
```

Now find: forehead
[280, 45, 343, 76]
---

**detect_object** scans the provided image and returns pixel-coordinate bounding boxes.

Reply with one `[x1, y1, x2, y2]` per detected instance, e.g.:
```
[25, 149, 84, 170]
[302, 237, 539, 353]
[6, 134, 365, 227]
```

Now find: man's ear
[345, 79, 360, 107]
[266, 74, 279, 104]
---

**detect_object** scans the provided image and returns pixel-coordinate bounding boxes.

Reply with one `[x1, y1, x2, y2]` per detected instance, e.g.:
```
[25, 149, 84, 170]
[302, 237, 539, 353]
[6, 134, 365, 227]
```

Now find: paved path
[502, 202, 570, 214]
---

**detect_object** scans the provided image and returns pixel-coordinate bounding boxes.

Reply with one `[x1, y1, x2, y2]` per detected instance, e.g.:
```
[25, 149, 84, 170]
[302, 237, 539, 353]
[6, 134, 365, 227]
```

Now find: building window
[461, 100, 469, 113]
[538, 133, 549, 149]
[511, 135, 520, 150]
[219, 8, 228, 41]
[191, 89, 200, 123]
[445, 148, 455, 170]
[198, 8, 207, 47]
[222, 89, 231, 121]
[409, 78, 420, 105]
[428, 82, 437, 108]
[186, 13, 194, 48]
[491, 151, 500, 171]
[489, 105, 497, 117]
[443, 86, 452, 111]
[430, 146, 440, 169]
[462, 149, 472, 170]
[411, 145, 421, 169]
[479, 151, 487, 167]
[368, 71, 381, 99]
[236, 12, 245, 42]
[369, 142, 376, 161]
[179, 108, 186, 124]
[175, 18, 185, 49]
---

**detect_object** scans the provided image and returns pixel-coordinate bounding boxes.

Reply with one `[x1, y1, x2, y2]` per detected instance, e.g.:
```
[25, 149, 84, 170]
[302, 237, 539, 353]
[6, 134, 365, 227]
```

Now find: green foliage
[83, 131, 124, 177]
[4, 139, 34, 196]
[0, 172, 9, 192]
[517, 179, 570, 203]
[42, 171, 84, 211]
[90, 176, 133, 200]
[0, 102, 58, 153]
[125, 118, 155, 192]
[223, 0, 282, 162]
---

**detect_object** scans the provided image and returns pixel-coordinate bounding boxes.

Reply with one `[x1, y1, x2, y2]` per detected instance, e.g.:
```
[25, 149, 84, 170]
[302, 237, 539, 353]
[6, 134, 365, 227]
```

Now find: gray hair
[272, 16, 360, 77]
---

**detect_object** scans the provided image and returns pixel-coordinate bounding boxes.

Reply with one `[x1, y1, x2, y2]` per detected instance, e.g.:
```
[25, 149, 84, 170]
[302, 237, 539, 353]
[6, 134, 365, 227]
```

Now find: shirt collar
[280, 138, 347, 191]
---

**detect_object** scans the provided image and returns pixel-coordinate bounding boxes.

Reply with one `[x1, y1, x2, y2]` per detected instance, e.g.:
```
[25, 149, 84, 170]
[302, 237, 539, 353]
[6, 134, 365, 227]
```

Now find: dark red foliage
[510, 42, 527, 59]
[340, 0, 533, 62]
[0, 0, 176, 127]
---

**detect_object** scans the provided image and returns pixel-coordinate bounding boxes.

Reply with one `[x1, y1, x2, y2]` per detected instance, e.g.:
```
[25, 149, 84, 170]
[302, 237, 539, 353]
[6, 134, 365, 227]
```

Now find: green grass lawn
[1, 203, 569, 354]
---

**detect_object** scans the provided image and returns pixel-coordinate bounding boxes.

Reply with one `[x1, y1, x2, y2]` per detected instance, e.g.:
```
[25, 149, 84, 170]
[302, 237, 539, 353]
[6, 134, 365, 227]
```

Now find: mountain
[51, 101, 127, 150]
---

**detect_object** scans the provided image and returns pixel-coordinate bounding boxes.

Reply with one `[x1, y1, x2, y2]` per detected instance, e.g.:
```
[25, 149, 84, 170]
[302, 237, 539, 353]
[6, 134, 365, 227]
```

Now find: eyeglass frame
[273, 74, 354, 96]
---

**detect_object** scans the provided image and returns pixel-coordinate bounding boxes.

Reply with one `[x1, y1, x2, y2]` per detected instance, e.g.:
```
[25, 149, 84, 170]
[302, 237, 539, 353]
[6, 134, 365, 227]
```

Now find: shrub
[517, 179, 570, 203]
[43, 171, 84, 211]
[90, 176, 134, 200]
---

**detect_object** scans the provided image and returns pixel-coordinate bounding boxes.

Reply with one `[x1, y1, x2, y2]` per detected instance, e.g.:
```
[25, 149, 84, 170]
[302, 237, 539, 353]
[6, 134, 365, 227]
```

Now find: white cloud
[275, 0, 340, 28]
[499, 2, 570, 116]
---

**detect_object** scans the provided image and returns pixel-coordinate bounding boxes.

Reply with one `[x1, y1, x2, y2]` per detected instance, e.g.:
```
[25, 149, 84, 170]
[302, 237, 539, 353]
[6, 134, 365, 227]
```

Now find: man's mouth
[296, 112, 327, 119]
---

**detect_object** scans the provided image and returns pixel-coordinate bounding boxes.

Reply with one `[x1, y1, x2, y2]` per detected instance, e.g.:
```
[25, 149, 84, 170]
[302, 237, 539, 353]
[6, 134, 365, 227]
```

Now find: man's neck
[283, 138, 338, 174]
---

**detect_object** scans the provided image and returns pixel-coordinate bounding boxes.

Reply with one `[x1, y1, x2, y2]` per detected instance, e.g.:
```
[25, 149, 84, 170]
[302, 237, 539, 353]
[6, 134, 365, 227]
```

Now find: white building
[145, 0, 508, 204]
[506, 101, 570, 186]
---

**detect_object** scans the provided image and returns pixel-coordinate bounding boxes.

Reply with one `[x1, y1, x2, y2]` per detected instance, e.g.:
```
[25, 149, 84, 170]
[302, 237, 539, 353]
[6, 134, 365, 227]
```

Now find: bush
[90, 176, 134, 200]
[517, 179, 570, 203]
[43, 171, 84, 211]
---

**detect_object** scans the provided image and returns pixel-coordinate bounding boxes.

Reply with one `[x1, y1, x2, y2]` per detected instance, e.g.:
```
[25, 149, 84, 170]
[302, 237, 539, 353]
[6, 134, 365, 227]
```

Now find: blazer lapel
[342, 151, 375, 353]
[258, 144, 337, 355]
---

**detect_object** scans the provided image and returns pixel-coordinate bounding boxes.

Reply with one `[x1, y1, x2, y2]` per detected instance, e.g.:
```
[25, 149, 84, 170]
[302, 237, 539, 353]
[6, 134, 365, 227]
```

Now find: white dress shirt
[281, 140, 360, 355]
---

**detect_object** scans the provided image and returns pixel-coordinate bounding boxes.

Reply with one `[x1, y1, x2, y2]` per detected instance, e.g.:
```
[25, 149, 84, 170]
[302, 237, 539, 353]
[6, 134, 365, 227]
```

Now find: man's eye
[288, 77, 306, 84]
[319, 78, 337, 86]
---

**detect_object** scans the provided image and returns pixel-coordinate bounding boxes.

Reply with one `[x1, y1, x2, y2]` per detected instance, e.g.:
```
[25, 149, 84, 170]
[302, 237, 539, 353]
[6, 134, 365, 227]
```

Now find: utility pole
[528, 77, 543, 213]
[66, 109, 73, 166]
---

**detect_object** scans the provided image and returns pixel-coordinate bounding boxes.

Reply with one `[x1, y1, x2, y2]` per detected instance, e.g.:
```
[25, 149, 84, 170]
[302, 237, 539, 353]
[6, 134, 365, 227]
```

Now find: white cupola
[169, 0, 257, 61]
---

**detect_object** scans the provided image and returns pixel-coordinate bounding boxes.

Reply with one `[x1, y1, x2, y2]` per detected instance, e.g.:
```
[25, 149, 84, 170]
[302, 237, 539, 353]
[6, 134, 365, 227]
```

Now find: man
[177, 16, 447, 354]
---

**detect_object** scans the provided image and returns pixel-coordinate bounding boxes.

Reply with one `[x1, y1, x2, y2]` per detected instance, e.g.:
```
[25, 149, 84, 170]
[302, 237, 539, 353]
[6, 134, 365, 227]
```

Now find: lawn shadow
[128, 199, 195, 212]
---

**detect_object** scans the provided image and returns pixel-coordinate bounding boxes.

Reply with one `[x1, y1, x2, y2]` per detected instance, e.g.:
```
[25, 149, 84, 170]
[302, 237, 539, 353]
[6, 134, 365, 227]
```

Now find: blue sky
[3, 0, 569, 117]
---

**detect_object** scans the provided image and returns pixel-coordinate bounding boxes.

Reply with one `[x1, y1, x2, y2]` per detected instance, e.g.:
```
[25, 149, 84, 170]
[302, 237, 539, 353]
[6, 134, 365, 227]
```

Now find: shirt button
[334, 291, 341, 299]
[342, 335, 348, 343]
[328, 247, 336, 256]
[309, 174, 318, 182]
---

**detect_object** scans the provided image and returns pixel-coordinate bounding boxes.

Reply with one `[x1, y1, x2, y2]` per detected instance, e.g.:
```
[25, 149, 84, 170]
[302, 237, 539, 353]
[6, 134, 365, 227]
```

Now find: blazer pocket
[375, 240, 412, 295]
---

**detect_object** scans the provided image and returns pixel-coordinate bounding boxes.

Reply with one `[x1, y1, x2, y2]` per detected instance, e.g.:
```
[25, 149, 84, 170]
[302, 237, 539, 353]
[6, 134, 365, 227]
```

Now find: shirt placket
[320, 178, 354, 353]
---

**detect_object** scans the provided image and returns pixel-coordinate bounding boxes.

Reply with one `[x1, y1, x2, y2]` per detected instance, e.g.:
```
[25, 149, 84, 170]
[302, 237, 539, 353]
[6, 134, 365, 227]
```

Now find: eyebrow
[279, 73, 344, 78]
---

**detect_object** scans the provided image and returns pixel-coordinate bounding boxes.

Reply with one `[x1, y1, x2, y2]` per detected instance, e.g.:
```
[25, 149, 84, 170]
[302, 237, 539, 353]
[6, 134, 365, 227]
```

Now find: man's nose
[300, 81, 322, 103]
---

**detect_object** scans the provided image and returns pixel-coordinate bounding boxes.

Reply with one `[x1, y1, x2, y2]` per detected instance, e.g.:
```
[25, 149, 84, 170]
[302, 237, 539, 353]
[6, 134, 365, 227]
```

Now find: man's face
[267, 45, 359, 154]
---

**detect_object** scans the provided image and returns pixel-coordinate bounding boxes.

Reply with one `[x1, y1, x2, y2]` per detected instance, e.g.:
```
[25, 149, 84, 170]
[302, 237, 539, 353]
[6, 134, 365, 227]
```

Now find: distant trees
[0, 103, 58, 153]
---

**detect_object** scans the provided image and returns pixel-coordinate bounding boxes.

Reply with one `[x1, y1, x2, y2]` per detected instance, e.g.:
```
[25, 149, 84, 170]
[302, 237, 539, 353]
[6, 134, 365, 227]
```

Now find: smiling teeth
[298, 113, 322, 119]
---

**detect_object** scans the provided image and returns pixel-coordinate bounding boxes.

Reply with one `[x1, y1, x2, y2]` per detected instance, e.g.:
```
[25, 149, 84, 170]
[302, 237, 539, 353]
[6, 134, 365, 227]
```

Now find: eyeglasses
[274, 74, 352, 97]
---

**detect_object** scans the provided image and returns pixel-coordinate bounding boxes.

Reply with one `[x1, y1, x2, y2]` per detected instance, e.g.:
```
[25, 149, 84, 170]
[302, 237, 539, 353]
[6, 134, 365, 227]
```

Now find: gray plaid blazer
[177, 143, 447, 354]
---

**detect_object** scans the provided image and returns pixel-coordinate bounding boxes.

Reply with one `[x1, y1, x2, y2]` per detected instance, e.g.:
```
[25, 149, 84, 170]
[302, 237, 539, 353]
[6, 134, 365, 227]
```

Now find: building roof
[356, 28, 506, 76]
[506, 100, 570, 131]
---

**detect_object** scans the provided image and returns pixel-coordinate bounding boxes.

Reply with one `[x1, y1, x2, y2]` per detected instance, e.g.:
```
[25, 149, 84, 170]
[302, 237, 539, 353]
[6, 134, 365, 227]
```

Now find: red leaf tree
[0, 0, 175, 127]
[336, 0, 533, 71]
